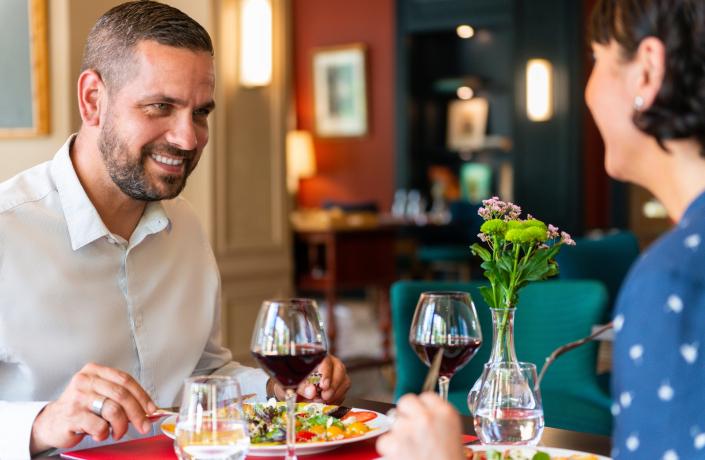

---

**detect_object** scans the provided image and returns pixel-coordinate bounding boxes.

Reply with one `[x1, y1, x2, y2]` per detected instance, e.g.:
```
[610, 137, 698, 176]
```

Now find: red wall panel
[292, 0, 395, 211]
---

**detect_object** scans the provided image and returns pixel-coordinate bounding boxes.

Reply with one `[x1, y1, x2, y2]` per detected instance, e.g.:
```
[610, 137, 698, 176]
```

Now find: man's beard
[97, 116, 196, 201]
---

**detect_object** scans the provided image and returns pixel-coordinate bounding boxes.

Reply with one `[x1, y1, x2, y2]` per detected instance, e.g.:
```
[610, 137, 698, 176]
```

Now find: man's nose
[165, 113, 198, 151]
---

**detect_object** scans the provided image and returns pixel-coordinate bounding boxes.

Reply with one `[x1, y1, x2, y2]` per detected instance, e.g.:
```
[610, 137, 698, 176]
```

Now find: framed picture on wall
[0, 0, 49, 138]
[312, 43, 368, 137]
[446, 98, 489, 152]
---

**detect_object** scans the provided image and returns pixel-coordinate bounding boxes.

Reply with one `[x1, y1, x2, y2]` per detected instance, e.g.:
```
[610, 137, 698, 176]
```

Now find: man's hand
[30, 363, 156, 455]
[376, 392, 465, 460]
[271, 354, 351, 404]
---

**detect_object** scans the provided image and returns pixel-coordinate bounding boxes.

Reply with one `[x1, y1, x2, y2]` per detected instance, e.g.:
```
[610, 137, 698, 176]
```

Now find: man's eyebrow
[198, 100, 216, 112]
[141, 94, 216, 111]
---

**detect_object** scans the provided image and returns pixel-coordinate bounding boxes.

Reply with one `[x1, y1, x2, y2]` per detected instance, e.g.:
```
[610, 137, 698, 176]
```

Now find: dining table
[40, 396, 612, 459]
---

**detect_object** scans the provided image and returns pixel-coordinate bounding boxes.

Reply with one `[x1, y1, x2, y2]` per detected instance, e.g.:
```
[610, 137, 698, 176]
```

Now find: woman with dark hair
[586, 1, 705, 458]
[377, 0, 705, 458]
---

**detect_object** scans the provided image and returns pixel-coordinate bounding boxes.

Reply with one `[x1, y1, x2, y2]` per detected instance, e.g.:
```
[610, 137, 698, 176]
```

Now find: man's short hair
[81, 1, 213, 93]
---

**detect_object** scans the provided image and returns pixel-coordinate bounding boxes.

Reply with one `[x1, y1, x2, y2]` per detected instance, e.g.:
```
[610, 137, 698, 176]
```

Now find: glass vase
[467, 307, 518, 414]
[472, 361, 544, 446]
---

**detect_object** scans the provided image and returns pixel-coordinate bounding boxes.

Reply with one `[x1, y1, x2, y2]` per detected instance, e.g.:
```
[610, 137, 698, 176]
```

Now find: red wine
[252, 345, 327, 388]
[410, 337, 482, 377]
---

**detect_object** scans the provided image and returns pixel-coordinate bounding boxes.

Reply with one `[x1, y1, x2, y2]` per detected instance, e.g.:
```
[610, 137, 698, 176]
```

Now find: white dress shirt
[0, 137, 268, 459]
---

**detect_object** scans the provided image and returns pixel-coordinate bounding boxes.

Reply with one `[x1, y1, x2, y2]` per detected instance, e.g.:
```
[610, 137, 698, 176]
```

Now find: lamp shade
[286, 130, 317, 193]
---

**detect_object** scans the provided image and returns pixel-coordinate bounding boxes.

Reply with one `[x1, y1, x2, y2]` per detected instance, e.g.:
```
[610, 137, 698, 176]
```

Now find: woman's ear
[634, 37, 666, 109]
[77, 70, 105, 126]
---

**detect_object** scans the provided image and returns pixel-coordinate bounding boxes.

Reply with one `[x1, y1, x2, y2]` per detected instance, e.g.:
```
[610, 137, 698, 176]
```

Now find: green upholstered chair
[391, 279, 612, 435]
[555, 230, 639, 316]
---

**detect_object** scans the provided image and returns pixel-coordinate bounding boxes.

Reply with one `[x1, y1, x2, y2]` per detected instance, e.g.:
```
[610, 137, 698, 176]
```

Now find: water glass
[473, 362, 544, 446]
[174, 375, 250, 460]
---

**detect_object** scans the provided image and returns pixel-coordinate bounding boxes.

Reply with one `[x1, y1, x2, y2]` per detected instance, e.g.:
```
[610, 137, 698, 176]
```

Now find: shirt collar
[50, 135, 171, 251]
[680, 189, 705, 228]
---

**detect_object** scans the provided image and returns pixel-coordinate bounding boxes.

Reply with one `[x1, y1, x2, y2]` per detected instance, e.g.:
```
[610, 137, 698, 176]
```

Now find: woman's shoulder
[634, 218, 705, 279]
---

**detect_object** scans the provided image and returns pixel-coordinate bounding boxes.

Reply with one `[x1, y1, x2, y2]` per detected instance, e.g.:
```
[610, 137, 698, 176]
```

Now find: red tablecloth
[61, 434, 478, 459]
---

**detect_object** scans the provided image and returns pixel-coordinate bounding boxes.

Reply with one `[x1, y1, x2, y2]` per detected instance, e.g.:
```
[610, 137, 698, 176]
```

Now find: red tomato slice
[296, 430, 316, 442]
[341, 410, 377, 423]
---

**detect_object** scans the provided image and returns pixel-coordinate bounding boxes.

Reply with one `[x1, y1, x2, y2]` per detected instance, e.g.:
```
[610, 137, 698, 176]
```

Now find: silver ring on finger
[90, 396, 107, 417]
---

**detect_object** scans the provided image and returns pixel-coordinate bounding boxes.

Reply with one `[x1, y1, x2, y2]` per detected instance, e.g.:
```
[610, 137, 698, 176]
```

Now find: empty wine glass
[250, 298, 328, 460]
[473, 361, 544, 446]
[409, 291, 483, 400]
[174, 375, 250, 460]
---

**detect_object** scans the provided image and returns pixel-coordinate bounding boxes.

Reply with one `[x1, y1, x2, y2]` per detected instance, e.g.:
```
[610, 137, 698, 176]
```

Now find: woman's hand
[376, 392, 465, 460]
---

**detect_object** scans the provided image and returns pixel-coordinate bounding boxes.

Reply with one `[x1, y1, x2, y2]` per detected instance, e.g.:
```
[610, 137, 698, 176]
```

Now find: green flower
[523, 219, 547, 231]
[472, 200, 574, 311]
[480, 219, 507, 235]
[524, 226, 548, 242]
[504, 228, 526, 243]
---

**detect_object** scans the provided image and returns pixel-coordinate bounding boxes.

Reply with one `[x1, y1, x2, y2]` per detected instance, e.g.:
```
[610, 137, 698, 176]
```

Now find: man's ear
[77, 70, 105, 126]
[634, 36, 666, 109]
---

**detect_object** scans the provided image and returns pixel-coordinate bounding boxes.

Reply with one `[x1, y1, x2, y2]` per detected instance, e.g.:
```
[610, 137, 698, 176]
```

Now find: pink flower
[547, 224, 560, 239]
[561, 231, 576, 246]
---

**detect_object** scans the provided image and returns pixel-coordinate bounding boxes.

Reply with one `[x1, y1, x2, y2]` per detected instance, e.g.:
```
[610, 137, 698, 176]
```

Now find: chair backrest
[391, 279, 612, 434]
[555, 230, 639, 316]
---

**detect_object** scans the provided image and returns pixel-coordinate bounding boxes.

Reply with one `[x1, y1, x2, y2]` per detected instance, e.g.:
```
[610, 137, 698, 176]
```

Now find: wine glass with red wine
[409, 291, 482, 401]
[250, 298, 327, 460]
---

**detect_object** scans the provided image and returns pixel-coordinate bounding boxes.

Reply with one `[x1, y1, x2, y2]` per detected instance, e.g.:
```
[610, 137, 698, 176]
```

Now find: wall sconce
[286, 130, 317, 193]
[457, 86, 474, 100]
[456, 25, 475, 39]
[526, 59, 553, 122]
[240, 0, 272, 87]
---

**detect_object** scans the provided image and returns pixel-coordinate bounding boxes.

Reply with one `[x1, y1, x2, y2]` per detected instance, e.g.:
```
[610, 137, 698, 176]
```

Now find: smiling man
[0, 2, 349, 458]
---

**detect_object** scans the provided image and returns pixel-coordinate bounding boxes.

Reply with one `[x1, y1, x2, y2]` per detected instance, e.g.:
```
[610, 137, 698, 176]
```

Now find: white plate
[161, 408, 391, 457]
[466, 445, 611, 460]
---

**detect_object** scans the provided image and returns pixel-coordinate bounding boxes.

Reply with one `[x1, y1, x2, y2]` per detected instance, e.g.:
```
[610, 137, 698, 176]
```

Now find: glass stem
[438, 376, 450, 401]
[285, 388, 297, 460]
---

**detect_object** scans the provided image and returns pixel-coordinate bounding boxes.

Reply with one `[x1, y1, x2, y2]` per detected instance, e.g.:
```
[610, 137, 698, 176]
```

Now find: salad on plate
[465, 446, 608, 460]
[245, 400, 378, 444]
[161, 400, 385, 447]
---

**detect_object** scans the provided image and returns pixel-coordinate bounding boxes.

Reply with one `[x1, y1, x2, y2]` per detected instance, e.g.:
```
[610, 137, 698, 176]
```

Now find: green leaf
[532, 452, 551, 460]
[486, 450, 503, 460]
[480, 261, 498, 284]
[479, 285, 496, 309]
[497, 252, 514, 273]
[470, 243, 492, 262]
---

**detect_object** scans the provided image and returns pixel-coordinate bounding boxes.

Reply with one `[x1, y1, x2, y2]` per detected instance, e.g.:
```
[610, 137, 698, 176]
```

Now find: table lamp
[286, 130, 317, 194]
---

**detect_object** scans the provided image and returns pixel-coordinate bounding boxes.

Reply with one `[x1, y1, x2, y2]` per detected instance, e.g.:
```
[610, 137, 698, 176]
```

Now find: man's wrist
[29, 406, 51, 456]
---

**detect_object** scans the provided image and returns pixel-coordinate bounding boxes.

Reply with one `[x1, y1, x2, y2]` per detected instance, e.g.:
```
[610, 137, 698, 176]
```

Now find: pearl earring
[634, 95, 645, 111]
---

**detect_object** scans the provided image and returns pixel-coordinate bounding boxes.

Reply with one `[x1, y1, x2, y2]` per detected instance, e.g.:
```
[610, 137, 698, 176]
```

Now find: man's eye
[151, 103, 169, 111]
[193, 108, 211, 118]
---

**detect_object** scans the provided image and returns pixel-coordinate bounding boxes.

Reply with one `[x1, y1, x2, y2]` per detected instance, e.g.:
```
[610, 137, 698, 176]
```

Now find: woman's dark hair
[590, 0, 705, 153]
